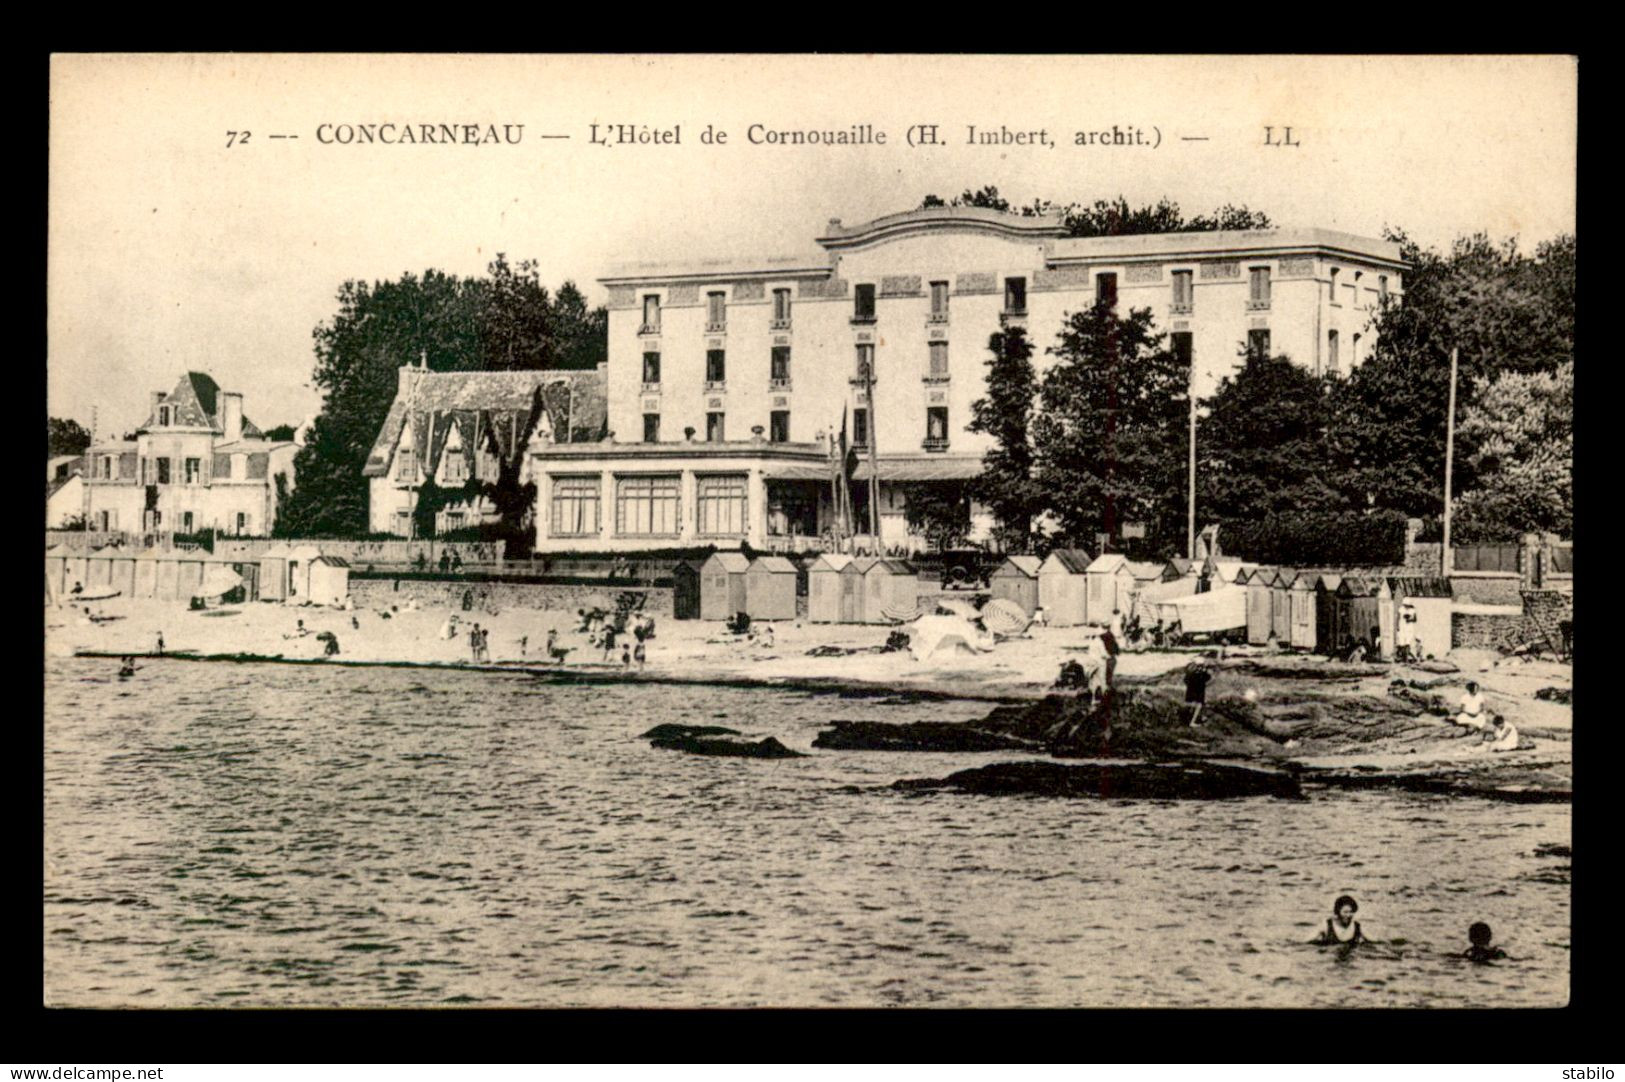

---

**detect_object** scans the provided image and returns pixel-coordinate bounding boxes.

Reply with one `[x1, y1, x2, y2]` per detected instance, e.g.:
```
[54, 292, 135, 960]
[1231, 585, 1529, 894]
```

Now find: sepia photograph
[44, 53, 1576, 1010]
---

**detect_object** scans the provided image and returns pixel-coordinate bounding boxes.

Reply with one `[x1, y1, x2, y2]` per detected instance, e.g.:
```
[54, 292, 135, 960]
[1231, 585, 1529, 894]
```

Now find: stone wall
[350, 577, 674, 617]
[1452, 610, 1528, 651]
[1449, 575, 1524, 606]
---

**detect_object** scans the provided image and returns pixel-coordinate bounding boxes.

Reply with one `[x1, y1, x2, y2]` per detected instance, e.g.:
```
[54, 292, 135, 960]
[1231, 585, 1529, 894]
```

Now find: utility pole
[1187, 361, 1197, 561]
[1441, 347, 1459, 577]
[864, 359, 881, 547]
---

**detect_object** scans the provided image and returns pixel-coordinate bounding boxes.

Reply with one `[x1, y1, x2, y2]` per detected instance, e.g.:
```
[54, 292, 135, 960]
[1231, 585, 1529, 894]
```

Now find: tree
[968, 324, 1044, 551]
[549, 281, 609, 371]
[1197, 352, 1348, 523]
[48, 417, 92, 458]
[899, 482, 972, 552]
[917, 189, 1273, 237]
[1032, 301, 1189, 550]
[1452, 362, 1572, 541]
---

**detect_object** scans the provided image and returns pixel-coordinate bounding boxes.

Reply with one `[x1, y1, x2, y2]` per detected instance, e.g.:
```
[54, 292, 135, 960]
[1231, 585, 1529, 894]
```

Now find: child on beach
[1184, 661, 1212, 727]
[621, 645, 631, 668]
[1482, 715, 1520, 752]
[1463, 922, 1508, 963]
[155, 631, 164, 655]
[1312, 895, 1367, 946]
[634, 641, 646, 670]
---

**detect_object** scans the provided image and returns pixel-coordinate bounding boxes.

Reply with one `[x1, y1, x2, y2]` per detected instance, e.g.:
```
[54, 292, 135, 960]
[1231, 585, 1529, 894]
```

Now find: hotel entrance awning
[852, 456, 983, 482]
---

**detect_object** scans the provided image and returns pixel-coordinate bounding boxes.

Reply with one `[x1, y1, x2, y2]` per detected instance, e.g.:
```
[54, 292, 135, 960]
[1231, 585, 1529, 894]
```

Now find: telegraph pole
[864, 359, 881, 546]
[1187, 361, 1197, 560]
[1441, 347, 1459, 576]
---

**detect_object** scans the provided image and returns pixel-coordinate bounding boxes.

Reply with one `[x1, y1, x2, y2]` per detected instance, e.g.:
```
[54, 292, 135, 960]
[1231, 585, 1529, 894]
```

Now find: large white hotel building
[526, 205, 1404, 554]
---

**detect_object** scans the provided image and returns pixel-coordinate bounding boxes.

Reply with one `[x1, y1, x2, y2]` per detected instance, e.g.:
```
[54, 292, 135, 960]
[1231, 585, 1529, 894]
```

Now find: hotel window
[182, 511, 194, 533]
[770, 410, 790, 443]
[184, 457, 202, 484]
[1247, 329, 1271, 361]
[394, 511, 411, 536]
[1248, 267, 1271, 309]
[1327, 329, 1341, 373]
[1328, 267, 1341, 305]
[707, 411, 726, 442]
[552, 475, 602, 536]
[642, 294, 661, 332]
[1171, 270, 1194, 313]
[930, 280, 950, 320]
[236, 512, 249, 534]
[213, 453, 231, 479]
[100, 456, 113, 479]
[396, 447, 415, 482]
[770, 346, 791, 383]
[642, 351, 661, 384]
[1004, 276, 1026, 314]
[696, 474, 749, 536]
[706, 291, 727, 330]
[853, 408, 869, 448]
[643, 413, 661, 442]
[854, 283, 876, 321]
[925, 406, 950, 449]
[1095, 273, 1118, 307]
[98, 510, 116, 531]
[706, 349, 727, 384]
[772, 288, 792, 326]
[615, 474, 680, 536]
[928, 341, 950, 378]
[155, 457, 172, 484]
[1171, 331, 1193, 368]
[444, 511, 466, 532]
[855, 343, 874, 382]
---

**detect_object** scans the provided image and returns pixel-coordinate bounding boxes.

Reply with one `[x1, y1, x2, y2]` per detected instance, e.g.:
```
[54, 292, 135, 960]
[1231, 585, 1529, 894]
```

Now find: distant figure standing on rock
[1184, 661, 1212, 727]
[155, 631, 165, 656]
[1313, 895, 1366, 946]
[439, 551, 451, 573]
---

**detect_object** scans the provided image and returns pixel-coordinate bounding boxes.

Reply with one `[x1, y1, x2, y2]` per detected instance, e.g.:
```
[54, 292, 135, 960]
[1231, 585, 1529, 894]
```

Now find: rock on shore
[645, 724, 805, 759]
[812, 720, 1039, 752]
[892, 760, 1303, 800]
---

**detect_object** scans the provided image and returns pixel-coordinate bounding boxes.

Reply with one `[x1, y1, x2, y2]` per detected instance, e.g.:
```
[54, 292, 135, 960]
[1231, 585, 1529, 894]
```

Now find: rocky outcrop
[812, 720, 1039, 752]
[646, 724, 805, 759]
[892, 760, 1303, 800]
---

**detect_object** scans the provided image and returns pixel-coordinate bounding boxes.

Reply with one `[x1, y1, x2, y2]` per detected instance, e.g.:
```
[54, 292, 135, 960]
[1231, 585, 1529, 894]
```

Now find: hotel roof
[1048, 226, 1406, 268]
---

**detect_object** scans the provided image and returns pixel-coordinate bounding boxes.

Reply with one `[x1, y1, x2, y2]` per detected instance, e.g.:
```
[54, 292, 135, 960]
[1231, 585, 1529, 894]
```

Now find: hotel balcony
[770, 317, 792, 331]
[769, 377, 792, 392]
[922, 372, 950, 384]
[921, 436, 950, 453]
[927, 312, 949, 325]
[704, 380, 727, 393]
[705, 320, 727, 334]
[1170, 302, 1193, 316]
[638, 322, 661, 336]
[1246, 299, 1271, 311]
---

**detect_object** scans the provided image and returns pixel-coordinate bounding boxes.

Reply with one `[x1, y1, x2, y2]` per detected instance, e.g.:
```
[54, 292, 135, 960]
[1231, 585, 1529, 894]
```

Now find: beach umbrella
[906, 614, 995, 662]
[979, 598, 1032, 636]
[879, 602, 923, 624]
[197, 564, 243, 599]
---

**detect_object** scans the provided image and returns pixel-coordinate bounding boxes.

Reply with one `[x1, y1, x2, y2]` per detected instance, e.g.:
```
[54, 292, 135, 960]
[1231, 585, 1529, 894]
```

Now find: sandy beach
[47, 592, 1572, 790]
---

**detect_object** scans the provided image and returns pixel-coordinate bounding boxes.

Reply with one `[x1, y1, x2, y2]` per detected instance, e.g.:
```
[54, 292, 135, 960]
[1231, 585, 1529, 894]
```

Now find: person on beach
[293, 619, 309, 638]
[450, 551, 463, 572]
[1184, 660, 1212, 726]
[633, 640, 646, 671]
[601, 624, 619, 662]
[71, 581, 83, 596]
[351, 615, 360, 630]
[1463, 922, 1508, 963]
[439, 551, 451, 573]
[1313, 895, 1367, 946]
[467, 623, 480, 662]
[621, 645, 631, 668]
[439, 614, 460, 640]
[1100, 621, 1121, 690]
[324, 634, 340, 657]
[155, 631, 164, 656]
[518, 636, 528, 658]
[1482, 714, 1520, 752]
[1454, 681, 1489, 730]
[1032, 605, 1048, 628]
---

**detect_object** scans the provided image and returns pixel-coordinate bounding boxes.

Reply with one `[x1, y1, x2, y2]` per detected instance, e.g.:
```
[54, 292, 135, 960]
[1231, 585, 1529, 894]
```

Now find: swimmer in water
[1313, 895, 1367, 946]
[1463, 921, 1508, 963]
[118, 656, 139, 678]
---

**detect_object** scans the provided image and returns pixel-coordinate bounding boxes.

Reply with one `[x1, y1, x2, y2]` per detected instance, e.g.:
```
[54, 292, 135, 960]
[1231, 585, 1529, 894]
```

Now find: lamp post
[1441, 346, 1459, 577]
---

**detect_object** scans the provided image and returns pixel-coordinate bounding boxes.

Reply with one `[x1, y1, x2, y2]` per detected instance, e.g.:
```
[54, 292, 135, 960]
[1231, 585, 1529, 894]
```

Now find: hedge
[1219, 509, 1409, 567]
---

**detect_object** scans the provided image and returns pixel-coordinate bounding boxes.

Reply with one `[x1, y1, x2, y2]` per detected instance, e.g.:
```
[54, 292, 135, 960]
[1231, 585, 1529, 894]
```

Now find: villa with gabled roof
[80, 371, 299, 536]
[363, 360, 607, 537]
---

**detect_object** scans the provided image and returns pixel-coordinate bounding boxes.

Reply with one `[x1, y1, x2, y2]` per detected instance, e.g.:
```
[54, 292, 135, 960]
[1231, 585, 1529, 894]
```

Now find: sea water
[44, 658, 1570, 1007]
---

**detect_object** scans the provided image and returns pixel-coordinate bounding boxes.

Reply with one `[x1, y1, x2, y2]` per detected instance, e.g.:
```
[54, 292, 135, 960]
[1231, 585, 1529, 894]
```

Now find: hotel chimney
[222, 392, 244, 443]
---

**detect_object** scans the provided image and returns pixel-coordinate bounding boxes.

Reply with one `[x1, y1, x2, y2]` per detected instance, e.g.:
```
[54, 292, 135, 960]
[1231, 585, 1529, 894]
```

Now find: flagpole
[864, 363, 881, 548]
[1441, 346, 1459, 577]
[1187, 357, 1197, 561]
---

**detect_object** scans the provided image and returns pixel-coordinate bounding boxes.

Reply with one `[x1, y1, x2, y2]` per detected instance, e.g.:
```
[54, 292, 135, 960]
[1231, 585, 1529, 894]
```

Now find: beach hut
[1084, 554, 1134, 625]
[745, 556, 798, 621]
[1269, 570, 1293, 645]
[861, 558, 918, 623]
[226, 560, 259, 602]
[1204, 558, 1257, 590]
[106, 551, 137, 598]
[1242, 568, 1279, 645]
[1165, 557, 1202, 585]
[1125, 560, 1167, 614]
[84, 548, 114, 590]
[258, 543, 291, 601]
[44, 545, 68, 600]
[806, 553, 853, 623]
[307, 556, 352, 607]
[1288, 573, 1318, 651]
[1389, 576, 1453, 660]
[1337, 576, 1385, 656]
[1038, 548, 1092, 627]
[130, 548, 160, 599]
[699, 551, 751, 620]
[847, 556, 877, 623]
[176, 555, 206, 601]
[285, 544, 323, 601]
[1315, 574, 1345, 656]
[61, 548, 89, 596]
[988, 555, 1041, 617]
[671, 561, 702, 620]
